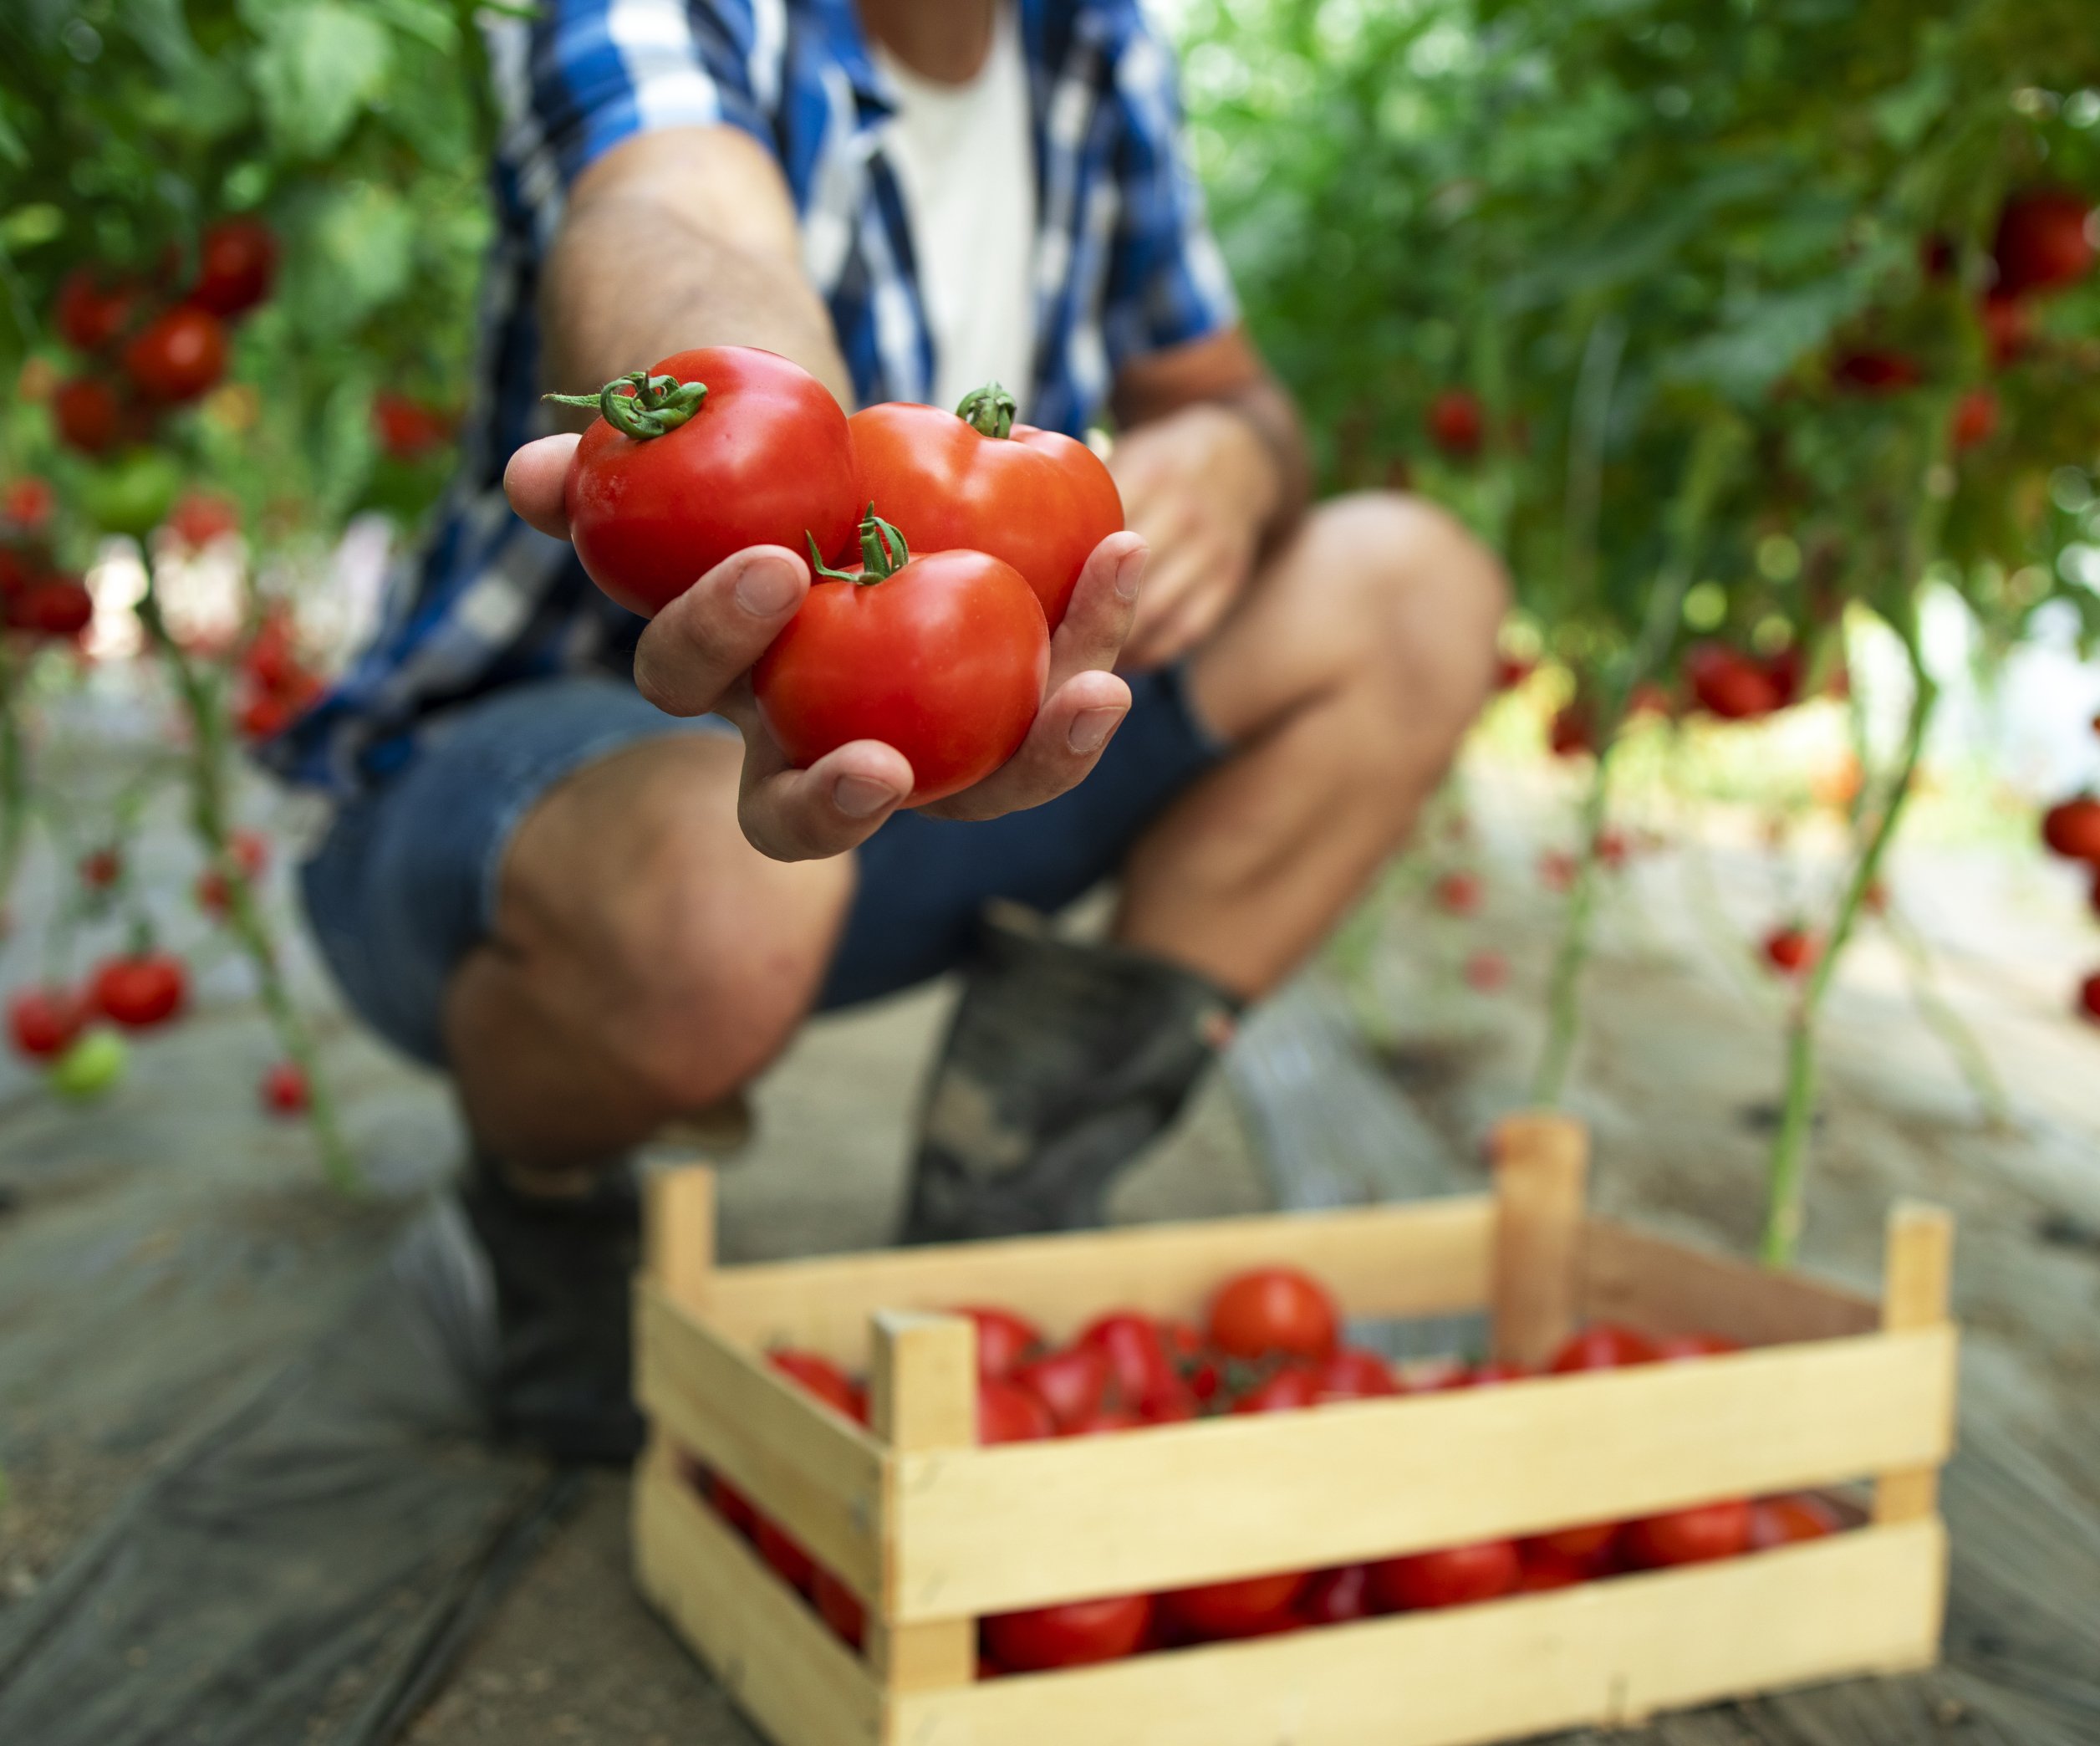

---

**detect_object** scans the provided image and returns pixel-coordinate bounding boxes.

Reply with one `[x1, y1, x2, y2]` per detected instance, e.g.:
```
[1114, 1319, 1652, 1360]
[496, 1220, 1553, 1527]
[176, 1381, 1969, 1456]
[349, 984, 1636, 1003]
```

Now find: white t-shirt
[873, 6, 1037, 413]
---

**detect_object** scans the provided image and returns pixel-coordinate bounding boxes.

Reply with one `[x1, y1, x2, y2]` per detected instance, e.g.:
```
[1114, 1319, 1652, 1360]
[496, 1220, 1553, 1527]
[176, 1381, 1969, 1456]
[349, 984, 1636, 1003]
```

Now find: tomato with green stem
[552, 347, 860, 619]
[848, 383, 1122, 630]
[753, 509, 1049, 804]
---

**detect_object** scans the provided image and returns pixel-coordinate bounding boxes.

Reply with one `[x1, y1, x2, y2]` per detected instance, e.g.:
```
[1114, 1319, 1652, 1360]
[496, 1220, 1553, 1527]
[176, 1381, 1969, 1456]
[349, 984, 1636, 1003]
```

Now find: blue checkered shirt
[273, 0, 1236, 791]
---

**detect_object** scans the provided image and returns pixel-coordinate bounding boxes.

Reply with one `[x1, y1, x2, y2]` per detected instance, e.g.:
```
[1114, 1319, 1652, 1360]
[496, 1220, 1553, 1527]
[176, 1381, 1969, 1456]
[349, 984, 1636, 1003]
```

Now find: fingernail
[1068, 705, 1126, 756]
[1114, 548, 1146, 601]
[735, 554, 801, 617]
[832, 773, 900, 818]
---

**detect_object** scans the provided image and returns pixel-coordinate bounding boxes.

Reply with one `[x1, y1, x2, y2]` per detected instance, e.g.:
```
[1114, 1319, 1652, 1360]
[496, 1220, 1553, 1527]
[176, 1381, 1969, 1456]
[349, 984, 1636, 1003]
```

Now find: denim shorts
[299, 670, 1226, 1066]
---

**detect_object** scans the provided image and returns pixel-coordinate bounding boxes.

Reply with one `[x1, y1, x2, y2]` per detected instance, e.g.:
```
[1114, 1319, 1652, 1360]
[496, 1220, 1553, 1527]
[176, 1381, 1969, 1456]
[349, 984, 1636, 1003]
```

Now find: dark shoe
[459, 1155, 644, 1463]
[899, 905, 1241, 1244]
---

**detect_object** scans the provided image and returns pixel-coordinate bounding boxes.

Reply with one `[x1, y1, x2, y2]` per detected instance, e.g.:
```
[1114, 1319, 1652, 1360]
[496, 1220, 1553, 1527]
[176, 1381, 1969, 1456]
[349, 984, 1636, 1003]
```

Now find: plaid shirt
[273, 0, 1236, 791]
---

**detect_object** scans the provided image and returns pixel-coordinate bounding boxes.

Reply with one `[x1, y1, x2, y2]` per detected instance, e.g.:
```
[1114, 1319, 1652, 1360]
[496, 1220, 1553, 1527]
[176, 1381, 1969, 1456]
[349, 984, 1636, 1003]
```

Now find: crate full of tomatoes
[632, 1114, 1955, 1746]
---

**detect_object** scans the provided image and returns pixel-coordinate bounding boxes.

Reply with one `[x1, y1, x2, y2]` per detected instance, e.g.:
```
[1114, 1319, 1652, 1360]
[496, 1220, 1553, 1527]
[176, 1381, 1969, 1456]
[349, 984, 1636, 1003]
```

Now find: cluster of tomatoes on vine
[4, 824, 307, 1114]
[229, 604, 325, 743]
[2039, 731, 2100, 1028]
[0, 475, 94, 643]
[680, 1268, 1844, 1672]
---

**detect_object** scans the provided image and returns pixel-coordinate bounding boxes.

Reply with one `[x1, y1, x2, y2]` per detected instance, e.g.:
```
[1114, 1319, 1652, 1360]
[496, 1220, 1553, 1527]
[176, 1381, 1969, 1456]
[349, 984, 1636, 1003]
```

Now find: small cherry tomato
[1992, 187, 2094, 299]
[10, 578, 94, 639]
[1207, 1267, 1339, 1363]
[3, 477, 54, 534]
[125, 305, 229, 404]
[1619, 1498, 1752, 1569]
[1370, 1539, 1521, 1611]
[79, 847, 123, 890]
[1297, 1565, 1375, 1625]
[1547, 1323, 1658, 1374]
[372, 390, 455, 460]
[55, 268, 143, 352]
[1951, 387, 2000, 452]
[979, 1377, 1055, 1444]
[1460, 1360, 1530, 1386]
[1762, 925, 1818, 978]
[1685, 642, 1784, 721]
[189, 217, 278, 319]
[1426, 389, 1485, 458]
[1012, 1342, 1109, 1432]
[49, 1029, 128, 1100]
[8, 985, 87, 1059]
[1831, 349, 1922, 395]
[260, 1061, 309, 1116]
[91, 952, 189, 1029]
[1162, 1570, 1308, 1641]
[1748, 1493, 1843, 1551]
[53, 377, 121, 456]
[954, 1305, 1043, 1380]
[983, 1592, 1153, 1671]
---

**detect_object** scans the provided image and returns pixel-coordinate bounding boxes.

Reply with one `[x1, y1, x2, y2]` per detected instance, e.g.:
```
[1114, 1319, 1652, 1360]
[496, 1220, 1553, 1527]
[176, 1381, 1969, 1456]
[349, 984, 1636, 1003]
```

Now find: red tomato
[1522, 1520, 1618, 1564]
[8, 986, 86, 1059]
[167, 491, 240, 548]
[954, 1305, 1043, 1380]
[753, 520, 1049, 805]
[560, 346, 859, 618]
[1297, 1565, 1375, 1626]
[1685, 642, 1783, 721]
[1515, 1550, 1592, 1593]
[1460, 1360, 1530, 1386]
[124, 305, 229, 404]
[1207, 1267, 1339, 1363]
[1493, 653, 1534, 692]
[1160, 1319, 1224, 1403]
[1232, 1367, 1319, 1413]
[707, 1472, 758, 1539]
[53, 378, 121, 455]
[1654, 1331, 1741, 1361]
[1762, 925, 1818, 978]
[979, 1377, 1055, 1444]
[1078, 1312, 1195, 1421]
[1062, 1402, 1144, 1435]
[770, 1349, 863, 1420]
[243, 610, 301, 691]
[1425, 389, 1485, 458]
[259, 1061, 309, 1116]
[1370, 1540, 1521, 1611]
[237, 689, 295, 742]
[753, 1515, 816, 1593]
[2041, 796, 2100, 862]
[1980, 293, 2030, 367]
[1748, 1493, 1842, 1551]
[1620, 1498, 1752, 1569]
[3, 477, 54, 534]
[54, 268, 142, 353]
[79, 846, 122, 890]
[190, 218, 278, 319]
[1012, 1343, 1109, 1432]
[1830, 349, 1922, 395]
[1547, 1323, 1657, 1374]
[372, 391, 455, 460]
[849, 386, 1122, 630]
[813, 1567, 865, 1647]
[1951, 387, 2000, 452]
[1162, 1570, 1308, 1641]
[1312, 1347, 1397, 1402]
[196, 829, 271, 917]
[2081, 972, 2100, 1028]
[1433, 870, 1483, 916]
[983, 1593, 1152, 1671]
[11, 579, 94, 639]
[1992, 187, 2094, 299]
[91, 952, 188, 1029]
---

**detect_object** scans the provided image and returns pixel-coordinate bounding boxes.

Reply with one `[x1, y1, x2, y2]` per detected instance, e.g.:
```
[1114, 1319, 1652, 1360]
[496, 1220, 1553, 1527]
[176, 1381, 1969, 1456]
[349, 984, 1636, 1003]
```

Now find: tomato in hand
[54, 378, 122, 456]
[983, 1592, 1152, 1671]
[1012, 1342, 1109, 1432]
[124, 305, 228, 404]
[1162, 1569, 1308, 1641]
[1231, 1366, 1319, 1414]
[1619, 1498, 1752, 1569]
[91, 952, 188, 1029]
[1748, 1492, 1842, 1551]
[848, 384, 1122, 630]
[259, 1061, 309, 1116]
[1370, 1539, 1521, 1611]
[1297, 1565, 1375, 1625]
[1208, 1267, 1339, 1363]
[1078, 1312, 1195, 1422]
[1313, 1347, 1397, 1402]
[190, 218, 278, 319]
[554, 346, 859, 619]
[980, 1377, 1055, 1444]
[754, 511, 1048, 804]
[1547, 1322, 1657, 1374]
[954, 1305, 1043, 1379]
[8, 986, 87, 1059]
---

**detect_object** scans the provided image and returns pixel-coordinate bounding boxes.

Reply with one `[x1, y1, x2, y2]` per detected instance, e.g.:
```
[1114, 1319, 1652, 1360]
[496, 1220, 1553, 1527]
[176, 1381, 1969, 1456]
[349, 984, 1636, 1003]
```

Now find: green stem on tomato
[137, 585, 359, 1194]
[543, 368, 706, 440]
[956, 382, 1018, 439]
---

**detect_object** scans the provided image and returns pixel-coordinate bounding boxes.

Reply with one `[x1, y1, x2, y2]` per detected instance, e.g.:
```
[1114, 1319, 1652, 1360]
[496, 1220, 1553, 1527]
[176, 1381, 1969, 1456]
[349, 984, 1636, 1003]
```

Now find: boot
[899, 904, 1242, 1244]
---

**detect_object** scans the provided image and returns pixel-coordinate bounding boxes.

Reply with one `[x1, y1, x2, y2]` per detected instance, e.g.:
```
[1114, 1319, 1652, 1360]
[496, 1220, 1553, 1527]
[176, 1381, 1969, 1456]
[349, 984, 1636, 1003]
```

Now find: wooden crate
[631, 1112, 1956, 1746]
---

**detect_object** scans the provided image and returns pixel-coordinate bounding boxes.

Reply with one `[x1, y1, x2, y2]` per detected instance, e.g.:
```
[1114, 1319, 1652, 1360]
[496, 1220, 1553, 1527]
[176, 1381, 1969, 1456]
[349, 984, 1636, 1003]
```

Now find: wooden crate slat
[885, 1519, 1945, 1746]
[632, 1449, 882, 1746]
[1580, 1218, 1879, 1346]
[887, 1328, 1953, 1620]
[701, 1197, 1496, 1364]
[635, 1279, 885, 1601]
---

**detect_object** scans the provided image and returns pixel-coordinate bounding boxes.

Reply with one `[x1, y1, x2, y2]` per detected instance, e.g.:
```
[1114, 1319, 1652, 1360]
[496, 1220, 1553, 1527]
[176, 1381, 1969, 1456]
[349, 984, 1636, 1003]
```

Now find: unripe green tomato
[79, 449, 181, 538]
[49, 1029, 128, 1100]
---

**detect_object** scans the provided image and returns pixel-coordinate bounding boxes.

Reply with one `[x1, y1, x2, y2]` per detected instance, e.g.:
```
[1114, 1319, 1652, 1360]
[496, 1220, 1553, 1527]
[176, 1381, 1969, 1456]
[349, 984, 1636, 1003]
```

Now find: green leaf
[364, 0, 458, 52]
[248, 3, 394, 159]
[285, 183, 415, 334]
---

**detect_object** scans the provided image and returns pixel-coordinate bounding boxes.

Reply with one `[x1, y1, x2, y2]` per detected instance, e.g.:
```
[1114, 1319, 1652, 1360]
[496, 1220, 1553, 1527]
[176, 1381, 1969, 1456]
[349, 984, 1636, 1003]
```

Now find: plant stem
[1883, 896, 2013, 1129]
[0, 641, 30, 914]
[1531, 747, 1613, 1105]
[1760, 636, 1937, 1266]
[137, 587, 359, 1193]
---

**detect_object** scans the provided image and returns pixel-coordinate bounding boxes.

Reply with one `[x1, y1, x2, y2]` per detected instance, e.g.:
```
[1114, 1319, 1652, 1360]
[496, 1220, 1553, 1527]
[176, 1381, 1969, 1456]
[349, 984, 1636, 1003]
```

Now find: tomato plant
[754, 510, 1049, 804]
[1207, 1266, 1339, 1363]
[849, 383, 1123, 629]
[553, 348, 861, 619]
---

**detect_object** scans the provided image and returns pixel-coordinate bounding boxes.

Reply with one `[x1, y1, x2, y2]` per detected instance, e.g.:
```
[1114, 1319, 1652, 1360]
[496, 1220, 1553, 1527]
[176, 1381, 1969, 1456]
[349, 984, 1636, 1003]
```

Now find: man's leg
[901, 492, 1507, 1241]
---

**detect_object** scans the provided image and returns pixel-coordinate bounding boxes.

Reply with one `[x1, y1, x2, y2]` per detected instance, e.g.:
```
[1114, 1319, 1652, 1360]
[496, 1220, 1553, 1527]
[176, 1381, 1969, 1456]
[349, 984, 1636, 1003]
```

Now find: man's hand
[505, 434, 1145, 861]
[1109, 401, 1279, 671]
